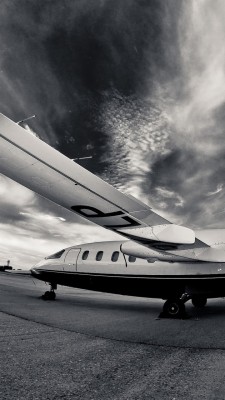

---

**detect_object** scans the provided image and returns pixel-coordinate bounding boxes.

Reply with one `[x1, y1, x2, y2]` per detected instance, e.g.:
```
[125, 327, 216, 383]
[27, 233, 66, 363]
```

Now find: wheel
[192, 296, 207, 308]
[163, 299, 185, 318]
[42, 291, 56, 300]
[50, 291, 56, 300]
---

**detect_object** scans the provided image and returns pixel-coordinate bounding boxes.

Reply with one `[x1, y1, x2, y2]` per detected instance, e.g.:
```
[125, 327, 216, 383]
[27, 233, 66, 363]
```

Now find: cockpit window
[96, 251, 103, 261]
[82, 250, 89, 260]
[128, 255, 136, 263]
[111, 251, 119, 262]
[45, 249, 65, 260]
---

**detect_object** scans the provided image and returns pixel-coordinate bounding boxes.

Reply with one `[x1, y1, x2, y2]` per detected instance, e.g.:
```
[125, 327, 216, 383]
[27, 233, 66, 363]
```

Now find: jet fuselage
[31, 240, 225, 300]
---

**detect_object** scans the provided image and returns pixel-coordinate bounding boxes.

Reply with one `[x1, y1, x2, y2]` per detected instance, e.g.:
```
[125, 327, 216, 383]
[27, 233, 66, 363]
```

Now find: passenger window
[111, 251, 119, 262]
[128, 255, 136, 263]
[82, 251, 89, 260]
[96, 251, 103, 261]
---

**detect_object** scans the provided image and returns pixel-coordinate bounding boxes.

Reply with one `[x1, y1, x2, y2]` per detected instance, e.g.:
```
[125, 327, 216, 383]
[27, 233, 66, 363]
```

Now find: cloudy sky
[1, 0, 225, 268]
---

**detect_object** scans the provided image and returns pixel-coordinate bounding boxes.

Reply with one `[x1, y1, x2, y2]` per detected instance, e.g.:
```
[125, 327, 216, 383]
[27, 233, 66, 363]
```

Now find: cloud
[0, 189, 120, 269]
[0, 175, 119, 268]
[1, 1, 225, 267]
[155, 187, 184, 207]
[0, 219, 119, 269]
[207, 184, 224, 197]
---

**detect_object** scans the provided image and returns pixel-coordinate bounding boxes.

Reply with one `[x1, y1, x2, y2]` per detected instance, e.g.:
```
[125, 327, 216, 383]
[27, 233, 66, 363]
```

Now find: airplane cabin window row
[80, 250, 137, 263]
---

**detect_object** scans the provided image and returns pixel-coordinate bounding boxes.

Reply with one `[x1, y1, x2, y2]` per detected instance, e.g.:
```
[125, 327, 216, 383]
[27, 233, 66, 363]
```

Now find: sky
[1, 0, 225, 268]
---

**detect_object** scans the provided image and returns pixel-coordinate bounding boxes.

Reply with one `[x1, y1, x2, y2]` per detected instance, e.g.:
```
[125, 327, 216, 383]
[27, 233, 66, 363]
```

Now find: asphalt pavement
[1, 272, 225, 399]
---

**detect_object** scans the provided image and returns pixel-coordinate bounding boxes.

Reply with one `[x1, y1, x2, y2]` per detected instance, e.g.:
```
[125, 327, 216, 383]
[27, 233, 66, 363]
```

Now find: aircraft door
[64, 248, 81, 272]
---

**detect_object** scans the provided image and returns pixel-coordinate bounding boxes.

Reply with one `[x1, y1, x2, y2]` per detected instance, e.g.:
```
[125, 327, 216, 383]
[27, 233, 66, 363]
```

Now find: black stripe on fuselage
[36, 270, 225, 279]
[31, 270, 225, 299]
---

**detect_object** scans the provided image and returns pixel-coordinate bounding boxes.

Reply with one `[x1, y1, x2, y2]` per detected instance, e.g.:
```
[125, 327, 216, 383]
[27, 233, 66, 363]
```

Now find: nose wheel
[42, 283, 57, 300]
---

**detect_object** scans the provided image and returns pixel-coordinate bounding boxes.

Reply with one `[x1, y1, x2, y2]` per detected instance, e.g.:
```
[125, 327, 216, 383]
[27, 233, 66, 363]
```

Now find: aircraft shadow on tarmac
[2, 273, 225, 320]
[37, 292, 160, 314]
[29, 289, 225, 320]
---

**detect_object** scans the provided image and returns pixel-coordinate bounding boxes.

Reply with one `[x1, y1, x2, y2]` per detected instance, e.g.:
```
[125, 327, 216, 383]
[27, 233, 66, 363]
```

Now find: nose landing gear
[42, 283, 57, 300]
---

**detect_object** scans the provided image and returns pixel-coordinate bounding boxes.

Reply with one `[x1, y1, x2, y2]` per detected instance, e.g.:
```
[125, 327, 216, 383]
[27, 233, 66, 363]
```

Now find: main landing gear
[161, 293, 190, 319]
[42, 283, 57, 301]
[192, 296, 207, 308]
[161, 294, 208, 318]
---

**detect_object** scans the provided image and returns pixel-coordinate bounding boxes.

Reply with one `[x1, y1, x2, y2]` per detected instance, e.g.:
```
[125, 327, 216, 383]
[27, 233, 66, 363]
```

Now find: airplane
[1, 113, 225, 318]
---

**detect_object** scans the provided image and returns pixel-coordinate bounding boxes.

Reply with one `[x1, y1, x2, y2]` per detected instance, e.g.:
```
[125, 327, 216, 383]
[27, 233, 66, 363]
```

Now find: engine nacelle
[121, 241, 180, 262]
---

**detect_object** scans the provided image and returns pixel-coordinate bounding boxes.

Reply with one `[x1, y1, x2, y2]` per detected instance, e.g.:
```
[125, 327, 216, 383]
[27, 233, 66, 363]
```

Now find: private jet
[1, 113, 225, 317]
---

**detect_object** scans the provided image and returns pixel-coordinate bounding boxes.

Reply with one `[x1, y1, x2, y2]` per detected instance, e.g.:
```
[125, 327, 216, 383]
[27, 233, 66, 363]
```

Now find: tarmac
[1, 272, 225, 399]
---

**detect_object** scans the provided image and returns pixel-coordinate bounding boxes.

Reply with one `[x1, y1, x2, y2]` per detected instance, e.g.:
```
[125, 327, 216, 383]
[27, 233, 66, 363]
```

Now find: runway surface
[1, 272, 225, 399]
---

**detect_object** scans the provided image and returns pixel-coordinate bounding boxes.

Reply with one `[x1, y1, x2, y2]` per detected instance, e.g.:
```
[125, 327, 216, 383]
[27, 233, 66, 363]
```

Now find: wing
[0, 113, 195, 246]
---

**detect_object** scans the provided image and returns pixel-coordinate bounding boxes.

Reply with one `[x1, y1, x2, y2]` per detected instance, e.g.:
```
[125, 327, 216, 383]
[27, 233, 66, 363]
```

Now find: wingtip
[153, 224, 195, 244]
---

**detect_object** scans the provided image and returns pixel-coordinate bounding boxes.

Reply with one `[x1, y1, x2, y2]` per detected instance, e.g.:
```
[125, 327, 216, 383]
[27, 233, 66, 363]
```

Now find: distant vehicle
[1, 113, 225, 318]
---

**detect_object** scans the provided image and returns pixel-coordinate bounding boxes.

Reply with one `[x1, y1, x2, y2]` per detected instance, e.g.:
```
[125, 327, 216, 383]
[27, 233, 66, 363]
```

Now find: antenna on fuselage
[71, 156, 93, 161]
[17, 115, 36, 125]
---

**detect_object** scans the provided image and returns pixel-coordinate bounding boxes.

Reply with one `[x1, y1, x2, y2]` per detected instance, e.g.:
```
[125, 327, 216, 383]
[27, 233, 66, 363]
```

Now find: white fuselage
[31, 240, 225, 301]
[33, 240, 225, 277]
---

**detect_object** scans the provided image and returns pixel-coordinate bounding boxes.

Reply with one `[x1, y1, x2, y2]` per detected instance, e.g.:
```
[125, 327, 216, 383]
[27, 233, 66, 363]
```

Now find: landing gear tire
[192, 296, 207, 308]
[42, 283, 57, 301]
[42, 290, 56, 301]
[163, 299, 186, 318]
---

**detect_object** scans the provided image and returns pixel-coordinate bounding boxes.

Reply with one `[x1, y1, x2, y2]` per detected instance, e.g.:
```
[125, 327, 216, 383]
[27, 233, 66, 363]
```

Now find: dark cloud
[1, 0, 225, 266]
[0, 0, 182, 222]
[0, 0, 182, 161]
[145, 144, 225, 229]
